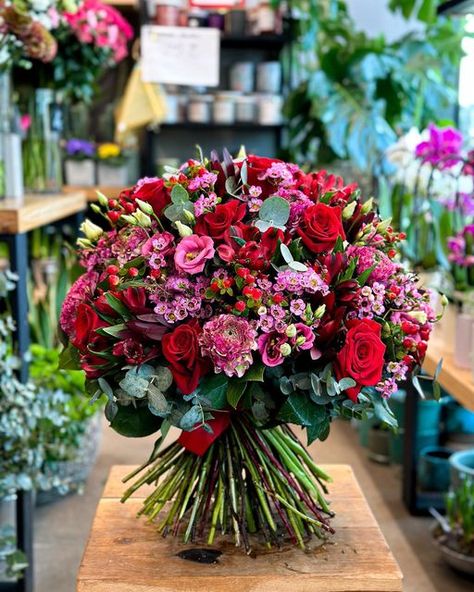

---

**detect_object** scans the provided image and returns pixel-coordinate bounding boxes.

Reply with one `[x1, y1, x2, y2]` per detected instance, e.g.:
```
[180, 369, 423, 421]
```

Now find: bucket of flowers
[96, 143, 130, 187]
[63, 139, 96, 187]
[60, 149, 440, 552]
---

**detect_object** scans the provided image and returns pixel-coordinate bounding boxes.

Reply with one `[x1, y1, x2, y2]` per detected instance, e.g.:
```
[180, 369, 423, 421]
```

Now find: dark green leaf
[227, 380, 247, 409]
[110, 404, 162, 437]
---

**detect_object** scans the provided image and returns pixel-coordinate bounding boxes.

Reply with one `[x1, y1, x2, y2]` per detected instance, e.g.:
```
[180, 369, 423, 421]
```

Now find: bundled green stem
[122, 420, 334, 553]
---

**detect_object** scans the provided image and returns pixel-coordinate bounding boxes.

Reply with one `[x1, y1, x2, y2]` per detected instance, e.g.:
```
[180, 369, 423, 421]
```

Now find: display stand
[77, 464, 403, 592]
[0, 191, 86, 592]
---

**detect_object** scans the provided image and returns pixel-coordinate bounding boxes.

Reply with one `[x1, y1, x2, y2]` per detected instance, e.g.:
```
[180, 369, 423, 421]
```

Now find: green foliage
[0, 526, 28, 579]
[255, 196, 290, 232]
[282, 0, 462, 175]
[445, 476, 474, 555]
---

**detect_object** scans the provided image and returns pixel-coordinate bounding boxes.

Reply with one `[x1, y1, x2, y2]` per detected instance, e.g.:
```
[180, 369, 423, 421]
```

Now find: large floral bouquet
[60, 150, 437, 551]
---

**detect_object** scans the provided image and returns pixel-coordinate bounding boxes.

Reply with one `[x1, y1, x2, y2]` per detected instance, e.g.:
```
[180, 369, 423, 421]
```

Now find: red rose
[132, 178, 171, 215]
[118, 287, 150, 315]
[245, 155, 282, 197]
[72, 303, 107, 352]
[335, 319, 386, 402]
[300, 171, 357, 205]
[162, 319, 208, 394]
[297, 203, 345, 253]
[194, 199, 246, 243]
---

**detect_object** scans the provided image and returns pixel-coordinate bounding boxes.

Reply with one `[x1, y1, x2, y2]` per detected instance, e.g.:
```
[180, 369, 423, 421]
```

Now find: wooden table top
[77, 464, 403, 592]
[0, 191, 87, 234]
[63, 185, 123, 202]
[423, 306, 474, 411]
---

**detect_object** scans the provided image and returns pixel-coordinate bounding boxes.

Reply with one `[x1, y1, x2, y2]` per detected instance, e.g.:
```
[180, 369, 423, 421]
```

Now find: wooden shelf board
[77, 464, 403, 592]
[63, 185, 126, 203]
[423, 306, 474, 411]
[0, 191, 87, 234]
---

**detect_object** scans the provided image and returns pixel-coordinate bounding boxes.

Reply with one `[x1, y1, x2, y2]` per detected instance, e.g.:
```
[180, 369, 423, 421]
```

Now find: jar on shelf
[153, 0, 183, 26]
[212, 92, 238, 124]
[229, 62, 255, 93]
[256, 62, 282, 94]
[188, 95, 213, 123]
[225, 9, 247, 36]
[0, 70, 24, 200]
[164, 93, 180, 124]
[255, 1, 282, 35]
[188, 9, 208, 27]
[235, 95, 257, 123]
[257, 94, 283, 125]
[208, 11, 225, 31]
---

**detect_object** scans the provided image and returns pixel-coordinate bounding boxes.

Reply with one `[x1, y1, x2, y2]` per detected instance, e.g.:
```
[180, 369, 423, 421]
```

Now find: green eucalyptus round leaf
[258, 197, 290, 226]
[110, 404, 162, 437]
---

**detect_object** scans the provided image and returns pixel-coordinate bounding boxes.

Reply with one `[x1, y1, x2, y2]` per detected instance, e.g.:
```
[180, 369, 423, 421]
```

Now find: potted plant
[432, 477, 474, 576]
[96, 143, 130, 187]
[63, 139, 96, 187]
[450, 449, 474, 491]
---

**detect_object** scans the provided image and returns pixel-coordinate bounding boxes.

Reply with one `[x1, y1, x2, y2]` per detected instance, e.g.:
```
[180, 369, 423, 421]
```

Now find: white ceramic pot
[454, 311, 474, 369]
[97, 163, 129, 187]
[64, 159, 96, 187]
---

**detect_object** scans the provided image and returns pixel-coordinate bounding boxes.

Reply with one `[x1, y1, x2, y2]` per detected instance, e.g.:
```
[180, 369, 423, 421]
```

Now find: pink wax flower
[415, 123, 463, 169]
[200, 314, 257, 377]
[174, 235, 215, 275]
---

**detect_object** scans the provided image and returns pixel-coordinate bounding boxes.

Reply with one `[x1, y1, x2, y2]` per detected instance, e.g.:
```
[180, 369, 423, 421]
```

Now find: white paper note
[141, 26, 220, 87]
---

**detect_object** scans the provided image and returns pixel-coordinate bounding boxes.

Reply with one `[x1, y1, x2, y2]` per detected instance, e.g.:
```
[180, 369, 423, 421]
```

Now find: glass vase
[0, 70, 24, 201]
[23, 89, 63, 194]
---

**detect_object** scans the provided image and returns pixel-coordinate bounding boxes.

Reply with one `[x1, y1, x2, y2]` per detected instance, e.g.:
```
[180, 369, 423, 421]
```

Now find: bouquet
[60, 150, 438, 552]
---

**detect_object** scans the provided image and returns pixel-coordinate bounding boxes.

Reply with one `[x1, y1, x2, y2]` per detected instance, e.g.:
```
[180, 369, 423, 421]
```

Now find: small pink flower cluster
[65, 0, 133, 62]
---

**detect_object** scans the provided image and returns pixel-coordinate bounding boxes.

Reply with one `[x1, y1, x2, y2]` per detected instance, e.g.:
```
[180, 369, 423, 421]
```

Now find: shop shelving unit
[137, 0, 291, 175]
[0, 191, 87, 592]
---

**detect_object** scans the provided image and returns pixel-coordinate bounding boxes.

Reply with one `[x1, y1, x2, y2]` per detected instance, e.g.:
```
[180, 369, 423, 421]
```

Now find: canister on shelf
[152, 0, 183, 26]
[235, 95, 257, 123]
[229, 62, 255, 93]
[188, 94, 213, 123]
[225, 9, 247, 36]
[257, 94, 283, 125]
[208, 11, 225, 30]
[256, 61, 282, 94]
[212, 92, 238, 124]
[188, 9, 208, 27]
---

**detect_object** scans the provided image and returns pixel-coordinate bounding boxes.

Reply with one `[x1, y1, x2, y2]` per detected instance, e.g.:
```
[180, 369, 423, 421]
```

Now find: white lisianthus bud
[182, 209, 196, 224]
[376, 218, 392, 233]
[440, 294, 449, 307]
[135, 198, 154, 216]
[314, 304, 326, 319]
[134, 210, 152, 227]
[175, 220, 193, 237]
[90, 203, 101, 214]
[285, 324, 297, 338]
[280, 343, 292, 357]
[121, 214, 137, 225]
[96, 191, 108, 207]
[257, 306, 267, 316]
[79, 219, 103, 241]
[342, 201, 357, 220]
[407, 310, 428, 324]
[295, 336, 306, 347]
[76, 238, 92, 249]
[361, 197, 374, 214]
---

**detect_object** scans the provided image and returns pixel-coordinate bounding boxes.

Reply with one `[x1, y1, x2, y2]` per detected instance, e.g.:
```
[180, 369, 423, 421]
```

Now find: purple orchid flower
[415, 123, 463, 169]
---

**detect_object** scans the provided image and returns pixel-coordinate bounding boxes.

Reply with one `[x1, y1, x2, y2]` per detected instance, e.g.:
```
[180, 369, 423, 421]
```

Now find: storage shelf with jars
[139, 0, 290, 175]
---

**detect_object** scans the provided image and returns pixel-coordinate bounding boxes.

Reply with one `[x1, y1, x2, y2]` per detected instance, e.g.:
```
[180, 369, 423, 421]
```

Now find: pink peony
[174, 235, 215, 275]
[200, 315, 257, 377]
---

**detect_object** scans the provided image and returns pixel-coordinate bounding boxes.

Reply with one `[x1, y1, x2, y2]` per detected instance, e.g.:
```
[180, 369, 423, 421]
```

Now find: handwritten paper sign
[141, 26, 220, 87]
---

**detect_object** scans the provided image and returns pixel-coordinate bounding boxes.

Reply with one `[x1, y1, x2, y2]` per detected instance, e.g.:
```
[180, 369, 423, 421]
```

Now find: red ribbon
[178, 412, 231, 456]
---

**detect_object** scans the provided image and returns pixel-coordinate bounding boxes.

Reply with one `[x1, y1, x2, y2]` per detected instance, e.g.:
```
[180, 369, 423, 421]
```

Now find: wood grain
[0, 192, 86, 234]
[423, 306, 474, 411]
[77, 464, 403, 592]
[63, 185, 125, 203]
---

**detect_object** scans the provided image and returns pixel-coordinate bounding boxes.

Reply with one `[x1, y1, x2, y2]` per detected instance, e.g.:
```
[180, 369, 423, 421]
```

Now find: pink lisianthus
[292, 323, 315, 351]
[174, 235, 215, 275]
[257, 332, 288, 367]
[200, 315, 257, 377]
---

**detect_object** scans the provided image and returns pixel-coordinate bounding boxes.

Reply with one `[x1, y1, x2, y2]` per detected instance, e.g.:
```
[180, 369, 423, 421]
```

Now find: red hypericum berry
[210, 281, 220, 292]
[251, 288, 262, 300]
[273, 294, 284, 304]
[109, 275, 120, 287]
[223, 279, 232, 289]
[124, 202, 135, 214]
[417, 341, 428, 355]
[108, 211, 121, 223]
[128, 267, 139, 277]
[107, 265, 119, 275]
[391, 285, 401, 295]
[243, 286, 254, 297]
[150, 269, 161, 279]
[108, 199, 118, 208]
[244, 274, 255, 285]
[388, 249, 396, 259]
[399, 232, 406, 240]
[403, 355, 414, 366]
[420, 328, 430, 341]
[403, 337, 415, 350]
[237, 267, 248, 278]
[235, 301, 246, 312]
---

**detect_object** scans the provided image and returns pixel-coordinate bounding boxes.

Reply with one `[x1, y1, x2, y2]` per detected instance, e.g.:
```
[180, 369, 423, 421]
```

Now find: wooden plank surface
[63, 185, 124, 202]
[77, 464, 403, 592]
[0, 192, 86, 234]
[423, 306, 474, 411]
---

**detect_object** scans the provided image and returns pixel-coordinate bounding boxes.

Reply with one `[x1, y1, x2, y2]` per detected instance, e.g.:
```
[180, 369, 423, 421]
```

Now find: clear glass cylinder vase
[23, 88, 63, 194]
[0, 70, 24, 200]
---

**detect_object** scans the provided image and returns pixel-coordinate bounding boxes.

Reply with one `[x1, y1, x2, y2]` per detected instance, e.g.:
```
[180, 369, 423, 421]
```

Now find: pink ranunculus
[174, 235, 215, 275]
[257, 332, 288, 367]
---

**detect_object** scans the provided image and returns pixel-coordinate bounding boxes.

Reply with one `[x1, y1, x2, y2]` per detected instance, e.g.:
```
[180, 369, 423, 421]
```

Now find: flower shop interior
[3, 0, 474, 591]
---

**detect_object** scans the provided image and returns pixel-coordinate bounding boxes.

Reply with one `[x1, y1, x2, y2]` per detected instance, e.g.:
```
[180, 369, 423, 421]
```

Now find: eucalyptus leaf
[180, 405, 202, 431]
[258, 196, 290, 227]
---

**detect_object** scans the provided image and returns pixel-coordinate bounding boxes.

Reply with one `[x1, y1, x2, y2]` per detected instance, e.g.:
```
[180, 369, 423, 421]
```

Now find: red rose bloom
[335, 319, 386, 402]
[162, 319, 208, 394]
[72, 303, 107, 352]
[297, 203, 345, 253]
[132, 178, 171, 215]
[194, 199, 246, 243]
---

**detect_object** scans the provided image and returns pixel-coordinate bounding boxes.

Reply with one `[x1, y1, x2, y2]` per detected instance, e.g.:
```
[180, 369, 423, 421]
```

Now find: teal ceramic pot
[445, 399, 474, 440]
[449, 449, 474, 490]
[418, 446, 453, 492]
